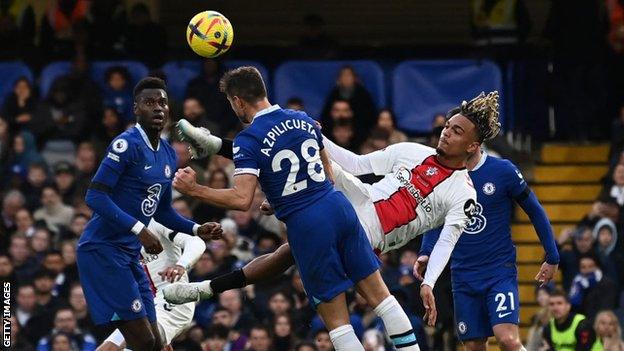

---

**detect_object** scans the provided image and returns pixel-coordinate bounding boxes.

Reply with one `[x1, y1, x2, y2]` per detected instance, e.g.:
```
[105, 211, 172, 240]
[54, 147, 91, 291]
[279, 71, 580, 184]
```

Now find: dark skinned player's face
[134, 89, 169, 133]
[436, 114, 480, 159]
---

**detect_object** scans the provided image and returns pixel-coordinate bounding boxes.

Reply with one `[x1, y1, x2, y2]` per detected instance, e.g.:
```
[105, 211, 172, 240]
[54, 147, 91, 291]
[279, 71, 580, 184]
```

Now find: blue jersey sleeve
[232, 134, 260, 177]
[153, 182, 197, 234]
[504, 160, 559, 264]
[419, 228, 441, 257]
[85, 137, 140, 232]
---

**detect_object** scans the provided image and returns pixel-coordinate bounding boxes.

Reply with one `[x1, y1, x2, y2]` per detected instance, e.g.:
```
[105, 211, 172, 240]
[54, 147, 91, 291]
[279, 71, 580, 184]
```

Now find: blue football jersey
[232, 105, 333, 220]
[79, 125, 177, 252]
[450, 153, 528, 282]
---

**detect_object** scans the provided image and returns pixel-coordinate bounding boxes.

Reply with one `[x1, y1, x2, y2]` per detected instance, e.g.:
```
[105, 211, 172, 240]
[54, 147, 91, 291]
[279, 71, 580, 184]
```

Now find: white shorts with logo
[154, 292, 195, 344]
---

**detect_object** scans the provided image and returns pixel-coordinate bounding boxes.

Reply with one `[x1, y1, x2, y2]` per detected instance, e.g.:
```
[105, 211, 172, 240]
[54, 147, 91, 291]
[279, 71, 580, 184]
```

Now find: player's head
[219, 66, 268, 123]
[436, 91, 501, 160]
[548, 289, 571, 320]
[133, 77, 168, 133]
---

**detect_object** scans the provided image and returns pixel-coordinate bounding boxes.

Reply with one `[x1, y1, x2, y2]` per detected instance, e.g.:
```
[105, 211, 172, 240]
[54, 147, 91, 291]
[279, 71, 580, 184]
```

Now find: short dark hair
[295, 341, 318, 351]
[219, 66, 267, 103]
[287, 97, 304, 106]
[549, 289, 569, 302]
[133, 77, 166, 101]
[314, 328, 329, 337]
[45, 250, 63, 258]
[579, 253, 602, 269]
[250, 324, 272, 337]
[205, 324, 229, 339]
[105, 66, 131, 85]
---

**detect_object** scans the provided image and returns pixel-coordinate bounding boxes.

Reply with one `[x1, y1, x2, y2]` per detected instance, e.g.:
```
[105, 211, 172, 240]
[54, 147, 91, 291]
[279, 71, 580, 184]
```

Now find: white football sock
[374, 296, 420, 350]
[329, 325, 364, 351]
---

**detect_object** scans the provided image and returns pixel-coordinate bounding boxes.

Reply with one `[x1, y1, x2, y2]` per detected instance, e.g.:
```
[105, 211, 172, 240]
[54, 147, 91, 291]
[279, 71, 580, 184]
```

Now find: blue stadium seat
[273, 60, 385, 120]
[161, 60, 270, 101]
[0, 62, 33, 107]
[392, 60, 503, 134]
[39, 61, 72, 97]
[91, 61, 149, 90]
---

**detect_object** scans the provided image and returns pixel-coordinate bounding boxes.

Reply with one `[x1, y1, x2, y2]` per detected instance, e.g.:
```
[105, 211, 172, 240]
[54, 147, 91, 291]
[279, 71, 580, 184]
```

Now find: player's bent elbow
[232, 196, 253, 211]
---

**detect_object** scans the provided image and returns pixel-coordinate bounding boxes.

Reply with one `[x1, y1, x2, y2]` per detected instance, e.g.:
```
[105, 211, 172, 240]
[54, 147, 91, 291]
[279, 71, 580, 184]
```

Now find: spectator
[61, 54, 102, 123]
[189, 251, 216, 282]
[526, 285, 553, 351]
[185, 59, 237, 135]
[33, 185, 74, 233]
[31, 77, 88, 146]
[286, 97, 305, 111]
[172, 197, 193, 219]
[594, 310, 624, 351]
[36, 308, 96, 351]
[569, 254, 617, 320]
[298, 13, 336, 58]
[92, 107, 123, 155]
[14, 208, 36, 237]
[558, 226, 596, 291]
[30, 227, 53, 263]
[376, 109, 407, 144]
[606, 164, 624, 207]
[331, 118, 356, 151]
[102, 66, 133, 125]
[295, 342, 318, 351]
[171, 140, 206, 184]
[42, 250, 76, 299]
[182, 97, 220, 135]
[124, 2, 167, 68]
[53, 162, 77, 205]
[60, 240, 77, 267]
[314, 329, 334, 351]
[266, 290, 293, 323]
[203, 323, 230, 351]
[8, 314, 35, 351]
[88, 0, 126, 58]
[39, 0, 90, 60]
[322, 99, 353, 137]
[248, 324, 273, 351]
[362, 329, 385, 351]
[592, 218, 623, 289]
[22, 163, 50, 211]
[73, 142, 97, 196]
[542, 290, 598, 351]
[16, 285, 38, 327]
[321, 66, 377, 140]
[60, 214, 88, 241]
[211, 306, 248, 351]
[24, 269, 61, 344]
[209, 239, 240, 278]
[2, 189, 26, 235]
[273, 314, 297, 351]
[67, 284, 95, 343]
[7, 132, 45, 181]
[611, 106, 624, 165]
[2, 77, 37, 133]
[9, 234, 37, 282]
[0, 252, 16, 288]
[219, 289, 257, 334]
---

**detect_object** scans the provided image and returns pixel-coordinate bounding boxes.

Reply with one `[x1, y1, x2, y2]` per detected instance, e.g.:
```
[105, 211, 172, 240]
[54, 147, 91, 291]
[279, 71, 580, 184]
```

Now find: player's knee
[497, 334, 522, 351]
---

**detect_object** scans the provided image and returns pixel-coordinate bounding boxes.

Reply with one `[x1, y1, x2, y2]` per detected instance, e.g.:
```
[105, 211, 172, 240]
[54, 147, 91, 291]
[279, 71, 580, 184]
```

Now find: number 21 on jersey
[271, 138, 325, 196]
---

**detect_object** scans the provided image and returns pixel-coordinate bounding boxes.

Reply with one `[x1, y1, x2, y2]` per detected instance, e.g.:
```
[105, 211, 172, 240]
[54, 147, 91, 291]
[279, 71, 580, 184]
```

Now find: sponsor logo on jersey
[482, 182, 496, 195]
[498, 312, 512, 318]
[165, 165, 171, 178]
[131, 299, 142, 313]
[112, 139, 128, 153]
[458, 321, 467, 334]
[141, 184, 162, 217]
[233, 146, 240, 154]
[463, 200, 487, 234]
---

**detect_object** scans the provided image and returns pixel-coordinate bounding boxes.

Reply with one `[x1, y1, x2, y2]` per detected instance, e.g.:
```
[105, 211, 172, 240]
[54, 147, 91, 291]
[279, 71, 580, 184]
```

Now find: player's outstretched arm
[153, 182, 198, 235]
[159, 233, 206, 283]
[516, 188, 560, 285]
[173, 167, 257, 211]
[322, 135, 376, 175]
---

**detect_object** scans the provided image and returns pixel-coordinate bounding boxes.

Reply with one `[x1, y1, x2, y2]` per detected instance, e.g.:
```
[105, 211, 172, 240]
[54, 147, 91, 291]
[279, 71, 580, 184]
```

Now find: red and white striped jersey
[365, 143, 476, 253]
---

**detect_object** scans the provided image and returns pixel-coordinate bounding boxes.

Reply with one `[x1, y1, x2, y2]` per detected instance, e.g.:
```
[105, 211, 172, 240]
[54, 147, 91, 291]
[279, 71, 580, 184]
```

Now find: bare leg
[242, 243, 295, 284]
[464, 339, 488, 351]
[150, 321, 163, 351]
[317, 293, 364, 351]
[493, 324, 523, 351]
[115, 318, 155, 351]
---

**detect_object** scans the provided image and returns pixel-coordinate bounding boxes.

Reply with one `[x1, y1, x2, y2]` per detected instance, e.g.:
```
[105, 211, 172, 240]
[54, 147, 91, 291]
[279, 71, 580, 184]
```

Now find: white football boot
[176, 119, 223, 159]
[162, 280, 214, 304]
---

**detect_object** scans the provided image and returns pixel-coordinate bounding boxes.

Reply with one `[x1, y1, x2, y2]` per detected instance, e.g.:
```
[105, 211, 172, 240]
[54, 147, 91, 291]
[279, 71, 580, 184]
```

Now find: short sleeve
[233, 134, 260, 177]
[503, 160, 528, 198]
[101, 137, 135, 174]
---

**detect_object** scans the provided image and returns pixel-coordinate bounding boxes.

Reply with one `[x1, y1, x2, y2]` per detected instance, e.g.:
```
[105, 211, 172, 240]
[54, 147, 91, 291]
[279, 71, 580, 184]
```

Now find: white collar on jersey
[252, 104, 281, 122]
[471, 150, 488, 171]
[135, 123, 160, 151]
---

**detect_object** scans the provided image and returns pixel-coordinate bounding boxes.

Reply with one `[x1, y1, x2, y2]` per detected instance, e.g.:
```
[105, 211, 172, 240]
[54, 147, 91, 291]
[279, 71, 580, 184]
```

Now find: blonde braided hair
[455, 91, 501, 142]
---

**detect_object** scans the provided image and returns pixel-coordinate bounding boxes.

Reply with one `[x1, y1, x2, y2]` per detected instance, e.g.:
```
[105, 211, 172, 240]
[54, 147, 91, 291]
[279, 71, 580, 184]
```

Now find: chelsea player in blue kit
[171, 67, 419, 351]
[76, 77, 221, 351]
[416, 144, 560, 351]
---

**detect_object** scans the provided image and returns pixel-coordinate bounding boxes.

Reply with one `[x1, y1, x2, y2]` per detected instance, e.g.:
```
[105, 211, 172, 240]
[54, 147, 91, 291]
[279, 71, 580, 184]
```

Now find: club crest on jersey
[131, 299, 142, 313]
[458, 322, 467, 334]
[464, 200, 487, 234]
[425, 166, 438, 177]
[482, 182, 496, 195]
[112, 139, 128, 153]
[141, 184, 162, 217]
[164, 165, 172, 178]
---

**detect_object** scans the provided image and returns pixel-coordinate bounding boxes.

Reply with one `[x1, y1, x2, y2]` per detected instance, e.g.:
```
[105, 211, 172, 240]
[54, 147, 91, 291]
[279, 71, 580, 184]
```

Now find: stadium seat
[91, 61, 149, 90]
[39, 61, 72, 97]
[392, 60, 503, 134]
[0, 61, 33, 107]
[161, 60, 270, 101]
[273, 60, 385, 120]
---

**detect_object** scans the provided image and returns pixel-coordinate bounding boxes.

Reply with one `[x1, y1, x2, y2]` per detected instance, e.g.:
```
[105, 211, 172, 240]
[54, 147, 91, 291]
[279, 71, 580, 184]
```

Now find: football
[186, 10, 234, 58]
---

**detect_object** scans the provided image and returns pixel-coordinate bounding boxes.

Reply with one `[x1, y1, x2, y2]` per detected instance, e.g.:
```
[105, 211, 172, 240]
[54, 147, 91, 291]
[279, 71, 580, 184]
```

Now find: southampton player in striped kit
[165, 91, 502, 329]
[415, 144, 559, 351]
[98, 219, 207, 350]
